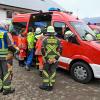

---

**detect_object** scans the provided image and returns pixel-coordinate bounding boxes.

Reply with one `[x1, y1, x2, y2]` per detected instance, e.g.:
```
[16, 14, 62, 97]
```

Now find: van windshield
[70, 22, 97, 41]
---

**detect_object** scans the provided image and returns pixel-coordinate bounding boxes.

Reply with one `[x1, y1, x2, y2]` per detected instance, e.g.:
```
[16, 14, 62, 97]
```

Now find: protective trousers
[26, 49, 34, 67]
[0, 58, 13, 90]
[42, 62, 57, 87]
[38, 55, 43, 71]
[36, 56, 39, 67]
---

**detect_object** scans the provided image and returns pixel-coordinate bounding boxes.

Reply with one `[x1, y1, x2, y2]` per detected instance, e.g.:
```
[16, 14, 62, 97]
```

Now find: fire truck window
[54, 22, 66, 39]
[7, 11, 12, 18]
[12, 22, 27, 35]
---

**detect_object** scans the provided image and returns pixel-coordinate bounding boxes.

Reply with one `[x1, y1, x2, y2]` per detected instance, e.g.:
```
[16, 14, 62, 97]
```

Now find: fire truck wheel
[71, 62, 93, 83]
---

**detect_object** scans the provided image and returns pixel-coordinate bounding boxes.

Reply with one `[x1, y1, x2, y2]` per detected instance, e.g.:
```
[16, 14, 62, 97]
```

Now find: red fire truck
[11, 9, 100, 83]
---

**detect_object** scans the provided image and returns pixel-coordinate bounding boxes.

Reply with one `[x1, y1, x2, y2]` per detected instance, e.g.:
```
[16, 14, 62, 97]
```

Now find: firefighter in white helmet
[34, 27, 43, 68]
[64, 30, 73, 39]
[34, 27, 43, 41]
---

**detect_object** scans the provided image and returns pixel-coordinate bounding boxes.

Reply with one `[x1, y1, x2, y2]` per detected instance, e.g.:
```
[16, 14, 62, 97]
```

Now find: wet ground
[0, 60, 100, 100]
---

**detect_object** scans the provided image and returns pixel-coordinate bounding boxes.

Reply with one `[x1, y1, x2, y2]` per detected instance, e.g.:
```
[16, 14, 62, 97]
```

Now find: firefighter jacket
[41, 35, 61, 62]
[18, 34, 27, 59]
[0, 29, 18, 58]
[34, 33, 43, 43]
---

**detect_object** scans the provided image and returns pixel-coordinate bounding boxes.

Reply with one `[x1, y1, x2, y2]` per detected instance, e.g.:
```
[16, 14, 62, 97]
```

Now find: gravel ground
[0, 60, 100, 100]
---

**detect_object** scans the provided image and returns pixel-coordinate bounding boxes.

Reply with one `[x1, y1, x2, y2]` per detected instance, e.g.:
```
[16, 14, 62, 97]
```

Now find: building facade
[84, 17, 100, 26]
[0, 0, 64, 20]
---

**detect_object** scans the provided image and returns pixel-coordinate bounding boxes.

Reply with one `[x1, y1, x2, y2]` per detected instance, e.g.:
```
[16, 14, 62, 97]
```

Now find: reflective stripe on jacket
[0, 31, 8, 57]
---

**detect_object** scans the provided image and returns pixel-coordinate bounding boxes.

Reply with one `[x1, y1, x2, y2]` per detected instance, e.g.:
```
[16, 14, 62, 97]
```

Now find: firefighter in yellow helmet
[39, 26, 62, 91]
[0, 24, 19, 95]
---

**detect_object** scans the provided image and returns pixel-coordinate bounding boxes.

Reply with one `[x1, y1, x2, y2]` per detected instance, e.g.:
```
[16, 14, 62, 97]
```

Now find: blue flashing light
[48, 7, 60, 11]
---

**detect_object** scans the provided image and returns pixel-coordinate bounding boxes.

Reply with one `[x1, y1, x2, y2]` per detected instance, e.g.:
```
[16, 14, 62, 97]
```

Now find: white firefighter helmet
[47, 26, 55, 33]
[0, 19, 12, 31]
[85, 34, 94, 41]
[35, 27, 41, 34]
[65, 30, 73, 35]
[64, 30, 73, 39]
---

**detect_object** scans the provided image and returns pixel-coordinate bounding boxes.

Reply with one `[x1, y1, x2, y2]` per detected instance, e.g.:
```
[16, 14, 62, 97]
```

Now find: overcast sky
[53, 0, 100, 18]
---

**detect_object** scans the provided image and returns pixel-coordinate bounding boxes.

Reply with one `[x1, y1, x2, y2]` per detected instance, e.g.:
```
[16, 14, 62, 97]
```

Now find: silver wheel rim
[74, 66, 88, 80]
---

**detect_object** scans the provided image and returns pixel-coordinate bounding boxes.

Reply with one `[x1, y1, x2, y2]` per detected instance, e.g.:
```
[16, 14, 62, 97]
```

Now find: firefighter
[34, 27, 43, 67]
[18, 28, 27, 67]
[39, 26, 62, 91]
[64, 30, 73, 40]
[35, 33, 45, 76]
[34, 27, 42, 41]
[0, 24, 19, 95]
[25, 27, 35, 71]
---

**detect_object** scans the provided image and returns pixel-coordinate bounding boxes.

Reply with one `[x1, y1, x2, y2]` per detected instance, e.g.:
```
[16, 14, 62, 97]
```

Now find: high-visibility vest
[0, 31, 8, 57]
[27, 32, 34, 49]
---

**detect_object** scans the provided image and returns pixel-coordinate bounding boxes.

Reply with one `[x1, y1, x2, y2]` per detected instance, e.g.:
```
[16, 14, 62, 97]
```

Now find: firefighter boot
[3, 88, 15, 95]
[39, 85, 48, 91]
[25, 65, 30, 71]
[48, 86, 53, 91]
[39, 71, 42, 77]
[39, 85, 52, 91]
[0, 88, 3, 93]
[19, 60, 25, 67]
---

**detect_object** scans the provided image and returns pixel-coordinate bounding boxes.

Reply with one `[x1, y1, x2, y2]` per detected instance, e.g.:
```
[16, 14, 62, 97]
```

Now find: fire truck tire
[71, 62, 93, 83]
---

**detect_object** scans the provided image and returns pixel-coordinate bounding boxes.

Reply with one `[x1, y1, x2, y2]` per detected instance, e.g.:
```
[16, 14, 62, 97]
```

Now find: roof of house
[0, 0, 64, 11]
[84, 17, 100, 24]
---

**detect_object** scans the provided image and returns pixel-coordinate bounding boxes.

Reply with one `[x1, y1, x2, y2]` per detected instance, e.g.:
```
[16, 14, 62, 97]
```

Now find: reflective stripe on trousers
[42, 62, 57, 86]
[0, 59, 13, 90]
[3, 72, 11, 90]
[43, 70, 56, 86]
[0, 79, 3, 89]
